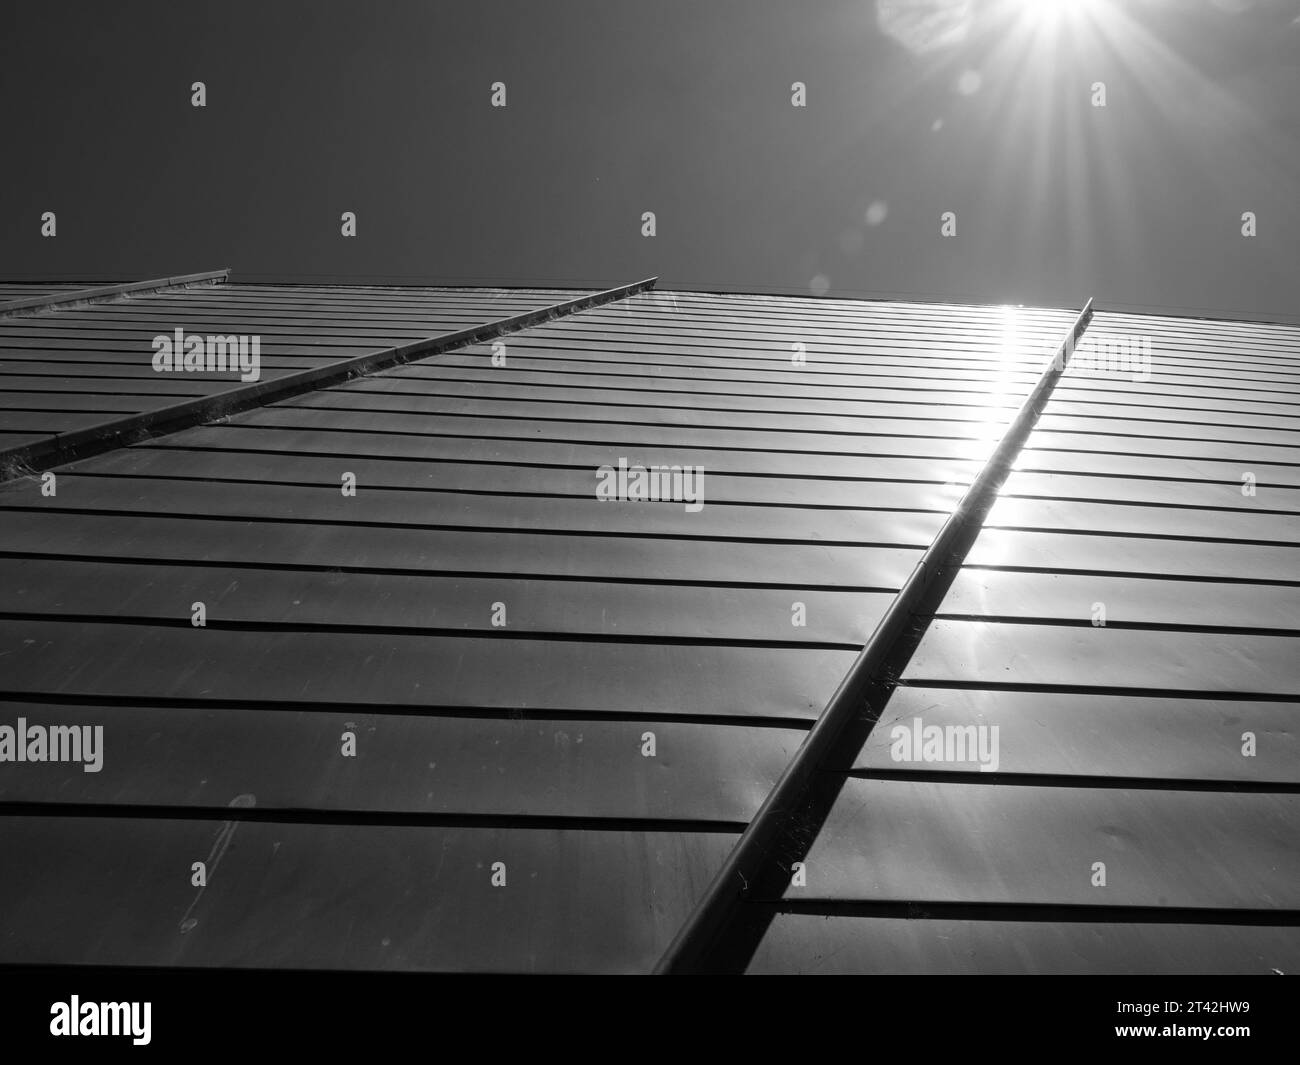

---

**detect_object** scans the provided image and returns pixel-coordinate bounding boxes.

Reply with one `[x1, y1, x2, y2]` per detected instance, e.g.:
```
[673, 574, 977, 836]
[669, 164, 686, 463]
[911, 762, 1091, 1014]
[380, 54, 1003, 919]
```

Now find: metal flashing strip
[655, 297, 1096, 973]
[0, 276, 658, 482]
[0, 268, 231, 318]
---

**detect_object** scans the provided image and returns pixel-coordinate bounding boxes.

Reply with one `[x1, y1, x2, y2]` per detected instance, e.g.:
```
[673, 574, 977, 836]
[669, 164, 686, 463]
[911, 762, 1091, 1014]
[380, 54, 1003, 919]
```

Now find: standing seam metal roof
[0, 280, 1294, 973]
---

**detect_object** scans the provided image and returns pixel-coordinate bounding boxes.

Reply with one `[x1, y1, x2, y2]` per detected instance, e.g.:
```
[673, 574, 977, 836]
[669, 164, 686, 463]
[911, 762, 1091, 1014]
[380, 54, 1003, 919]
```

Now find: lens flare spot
[956, 69, 982, 96]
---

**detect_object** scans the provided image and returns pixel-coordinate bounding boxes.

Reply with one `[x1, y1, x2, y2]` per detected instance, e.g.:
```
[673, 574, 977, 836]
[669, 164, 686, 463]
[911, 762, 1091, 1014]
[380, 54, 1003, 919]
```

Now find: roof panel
[782, 779, 1299, 909]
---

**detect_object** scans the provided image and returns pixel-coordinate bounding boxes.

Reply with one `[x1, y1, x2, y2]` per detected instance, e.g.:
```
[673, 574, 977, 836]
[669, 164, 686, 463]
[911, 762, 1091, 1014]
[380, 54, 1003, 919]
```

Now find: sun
[1015, 0, 1108, 30]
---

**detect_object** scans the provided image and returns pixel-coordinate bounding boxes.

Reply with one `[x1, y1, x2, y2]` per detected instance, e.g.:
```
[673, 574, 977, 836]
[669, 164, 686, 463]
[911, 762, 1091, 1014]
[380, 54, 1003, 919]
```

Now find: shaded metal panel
[238, 406, 1002, 460]
[431, 350, 1045, 386]
[1004, 471, 1300, 513]
[845, 686, 1298, 783]
[0, 558, 885, 646]
[904, 620, 1299, 695]
[0, 393, 195, 413]
[1048, 400, 1300, 432]
[149, 425, 986, 484]
[987, 495, 1300, 545]
[0, 816, 736, 972]
[0, 621, 857, 721]
[476, 344, 1043, 376]
[783, 779, 1300, 908]
[0, 511, 922, 589]
[1028, 429, 1296, 464]
[272, 394, 1014, 440]
[1035, 414, 1300, 446]
[62, 447, 972, 513]
[280, 389, 1023, 428]
[0, 703, 802, 824]
[356, 372, 1034, 409]
[0, 476, 948, 547]
[1054, 373, 1300, 398]
[1015, 447, 1300, 488]
[747, 914, 1300, 975]
[1, 339, 369, 359]
[498, 331, 1057, 367]
[965, 529, 1300, 582]
[0, 363, 334, 382]
[0, 411, 108, 433]
[937, 570, 1300, 631]
[1050, 388, 1300, 418]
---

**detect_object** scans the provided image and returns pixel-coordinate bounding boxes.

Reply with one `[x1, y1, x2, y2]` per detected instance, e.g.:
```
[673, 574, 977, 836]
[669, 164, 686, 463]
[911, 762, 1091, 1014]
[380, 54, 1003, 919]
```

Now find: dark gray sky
[3, 0, 1298, 321]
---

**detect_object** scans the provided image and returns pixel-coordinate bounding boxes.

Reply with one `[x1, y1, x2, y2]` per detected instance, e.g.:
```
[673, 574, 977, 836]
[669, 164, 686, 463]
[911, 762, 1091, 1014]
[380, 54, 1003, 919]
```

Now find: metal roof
[0, 278, 1294, 973]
